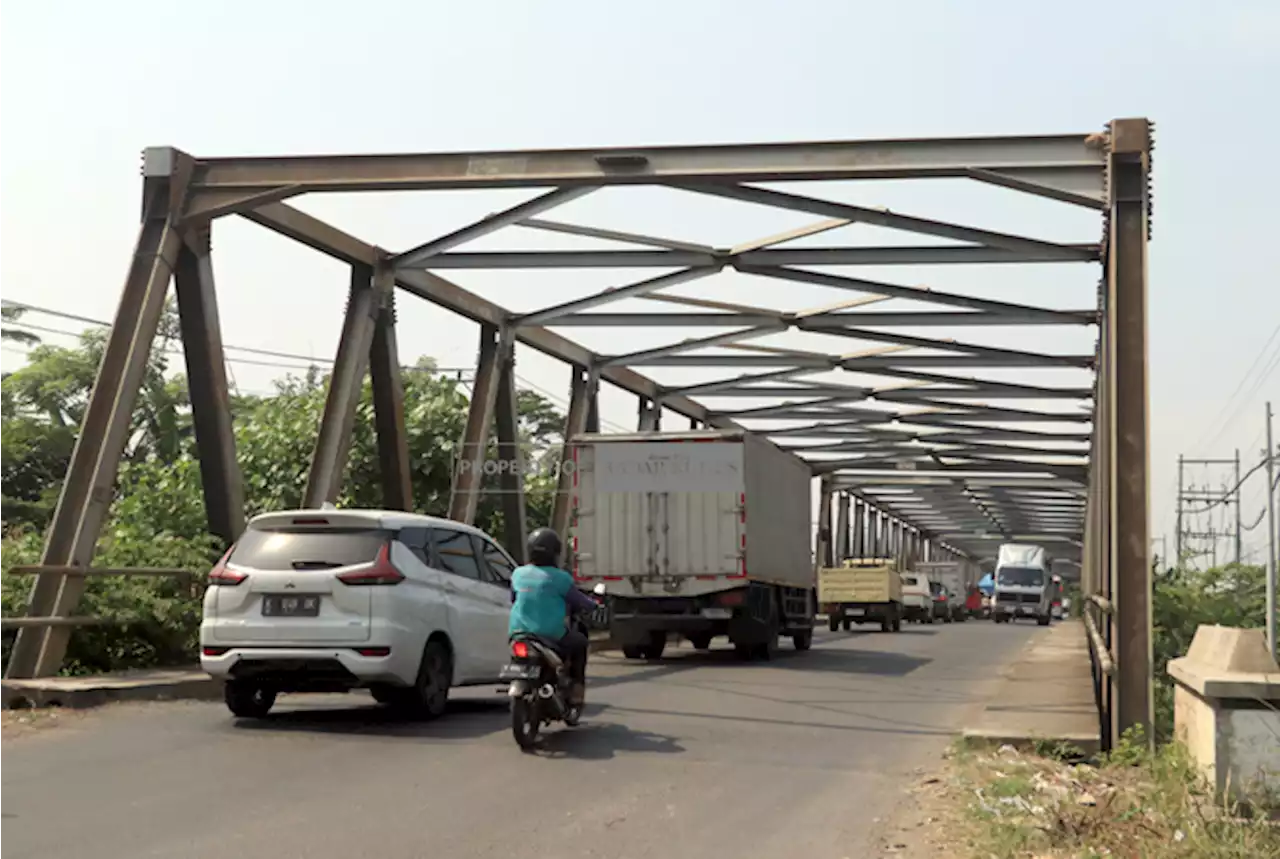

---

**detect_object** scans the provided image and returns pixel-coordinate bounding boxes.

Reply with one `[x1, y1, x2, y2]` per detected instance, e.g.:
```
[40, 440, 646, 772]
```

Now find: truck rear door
[573, 440, 744, 583]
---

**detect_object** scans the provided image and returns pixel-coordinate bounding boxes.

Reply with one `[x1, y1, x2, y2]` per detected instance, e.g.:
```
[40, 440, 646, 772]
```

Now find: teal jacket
[508, 565, 594, 640]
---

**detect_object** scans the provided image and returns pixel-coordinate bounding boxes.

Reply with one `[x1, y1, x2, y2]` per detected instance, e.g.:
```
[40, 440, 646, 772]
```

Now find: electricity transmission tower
[1175, 453, 1244, 568]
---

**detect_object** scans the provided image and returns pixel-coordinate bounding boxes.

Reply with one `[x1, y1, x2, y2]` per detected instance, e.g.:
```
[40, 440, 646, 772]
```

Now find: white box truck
[991, 543, 1052, 626]
[569, 430, 815, 660]
[915, 560, 969, 623]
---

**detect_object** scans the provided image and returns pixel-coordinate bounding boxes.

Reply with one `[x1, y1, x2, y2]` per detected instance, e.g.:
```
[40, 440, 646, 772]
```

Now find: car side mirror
[592, 582, 607, 596]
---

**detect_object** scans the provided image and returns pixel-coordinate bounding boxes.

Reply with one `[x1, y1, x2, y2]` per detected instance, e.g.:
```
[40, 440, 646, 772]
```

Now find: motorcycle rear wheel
[512, 698, 540, 751]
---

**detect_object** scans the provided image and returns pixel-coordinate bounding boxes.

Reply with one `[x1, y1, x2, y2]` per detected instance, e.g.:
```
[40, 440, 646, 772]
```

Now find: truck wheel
[622, 645, 645, 660]
[892, 611, 902, 633]
[828, 615, 840, 633]
[791, 629, 813, 651]
[1037, 614, 1051, 627]
[688, 635, 712, 651]
[841, 617, 853, 632]
[880, 614, 892, 633]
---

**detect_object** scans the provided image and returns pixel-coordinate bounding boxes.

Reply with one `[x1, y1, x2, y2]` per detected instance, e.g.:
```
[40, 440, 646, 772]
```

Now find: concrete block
[1168, 624, 1280, 806]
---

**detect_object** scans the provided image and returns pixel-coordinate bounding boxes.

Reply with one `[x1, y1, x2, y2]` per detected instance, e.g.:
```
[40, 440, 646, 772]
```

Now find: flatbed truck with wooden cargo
[818, 558, 903, 633]
[568, 430, 815, 661]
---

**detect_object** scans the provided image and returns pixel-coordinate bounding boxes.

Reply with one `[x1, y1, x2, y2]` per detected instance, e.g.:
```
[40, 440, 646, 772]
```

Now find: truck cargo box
[569, 430, 813, 597]
[818, 559, 903, 605]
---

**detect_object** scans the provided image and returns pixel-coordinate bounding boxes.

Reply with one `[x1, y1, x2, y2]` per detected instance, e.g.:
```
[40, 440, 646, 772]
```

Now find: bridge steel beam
[174, 225, 245, 544]
[552, 366, 595, 539]
[493, 337, 527, 560]
[449, 325, 508, 525]
[369, 283, 414, 513]
[7, 155, 192, 679]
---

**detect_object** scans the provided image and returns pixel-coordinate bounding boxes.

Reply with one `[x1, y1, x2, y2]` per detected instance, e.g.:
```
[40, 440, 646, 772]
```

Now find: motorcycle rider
[509, 528, 595, 707]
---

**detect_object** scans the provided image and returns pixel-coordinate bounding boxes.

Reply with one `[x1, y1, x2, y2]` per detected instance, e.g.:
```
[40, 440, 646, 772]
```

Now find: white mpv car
[200, 509, 518, 720]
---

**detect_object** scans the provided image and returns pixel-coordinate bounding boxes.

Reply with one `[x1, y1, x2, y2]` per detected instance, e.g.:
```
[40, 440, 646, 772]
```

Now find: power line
[4, 299, 640, 428]
[0, 299, 473, 373]
[1192, 318, 1280, 455]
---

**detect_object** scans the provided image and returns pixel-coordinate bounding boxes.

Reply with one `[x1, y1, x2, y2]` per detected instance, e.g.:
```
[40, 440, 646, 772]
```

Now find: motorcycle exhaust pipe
[507, 680, 529, 698]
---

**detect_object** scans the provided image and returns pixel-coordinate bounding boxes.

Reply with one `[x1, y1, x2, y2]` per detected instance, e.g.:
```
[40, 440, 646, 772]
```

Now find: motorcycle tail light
[511, 641, 530, 659]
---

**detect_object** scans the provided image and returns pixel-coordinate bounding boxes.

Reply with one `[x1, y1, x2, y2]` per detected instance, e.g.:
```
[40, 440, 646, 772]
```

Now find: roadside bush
[1152, 563, 1267, 742]
[1, 526, 221, 676]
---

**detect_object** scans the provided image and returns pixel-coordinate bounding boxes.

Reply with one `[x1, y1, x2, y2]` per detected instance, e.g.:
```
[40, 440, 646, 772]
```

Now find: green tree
[1, 304, 41, 347]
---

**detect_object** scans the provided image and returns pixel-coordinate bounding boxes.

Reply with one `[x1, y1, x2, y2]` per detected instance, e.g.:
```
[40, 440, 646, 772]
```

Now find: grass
[944, 730, 1280, 859]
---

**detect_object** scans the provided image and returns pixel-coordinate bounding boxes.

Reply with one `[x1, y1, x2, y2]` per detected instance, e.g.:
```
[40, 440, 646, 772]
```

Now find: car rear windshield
[997, 566, 1045, 588]
[902, 576, 919, 587]
[929, 581, 944, 594]
[229, 528, 391, 570]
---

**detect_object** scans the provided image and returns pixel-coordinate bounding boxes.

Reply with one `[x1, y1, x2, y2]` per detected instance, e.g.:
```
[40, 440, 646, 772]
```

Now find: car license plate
[500, 663, 538, 680]
[700, 608, 732, 619]
[262, 595, 321, 617]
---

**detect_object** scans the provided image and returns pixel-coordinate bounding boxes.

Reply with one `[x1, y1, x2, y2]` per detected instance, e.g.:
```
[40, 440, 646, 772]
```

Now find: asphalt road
[2, 620, 1039, 859]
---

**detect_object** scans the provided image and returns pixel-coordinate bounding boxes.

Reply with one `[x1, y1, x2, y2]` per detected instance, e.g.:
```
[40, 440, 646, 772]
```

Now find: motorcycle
[502, 582, 606, 751]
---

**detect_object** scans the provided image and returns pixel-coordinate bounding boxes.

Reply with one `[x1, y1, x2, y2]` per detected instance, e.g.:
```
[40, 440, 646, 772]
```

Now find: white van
[899, 572, 933, 623]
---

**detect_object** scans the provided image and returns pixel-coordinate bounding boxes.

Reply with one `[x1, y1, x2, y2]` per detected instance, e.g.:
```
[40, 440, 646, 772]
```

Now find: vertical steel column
[835, 494, 850, 561]
[552, 366, 595, 538]
[638, 396, 661, 431]
[174, 225, 244, 544]
[493, 335, 527, 560]
[368, 280, 413, 512]
[448, 325, 508, 524]
[1109, 118, 1153, 743]
[852, 499, 864, 557]
[816, 476, 834, 571]
[586, 383, 601, 434]
[304, 264, 388, 508]
[8, 154, 190, 679]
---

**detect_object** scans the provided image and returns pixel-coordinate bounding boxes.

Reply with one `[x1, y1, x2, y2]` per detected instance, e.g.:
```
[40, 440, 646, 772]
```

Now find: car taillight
[354, 647, 391, 657]
[336, 544, 404, 586]
[208, 548, 246, 586]
[202, 646, 230, 656]
[511, 641, 530, 659]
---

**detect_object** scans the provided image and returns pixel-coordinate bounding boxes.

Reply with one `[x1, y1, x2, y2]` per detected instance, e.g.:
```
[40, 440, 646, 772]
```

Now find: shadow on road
[533, 721, 686, 760]
[591, 642, 931, 692]
[229, 695, 513, 739]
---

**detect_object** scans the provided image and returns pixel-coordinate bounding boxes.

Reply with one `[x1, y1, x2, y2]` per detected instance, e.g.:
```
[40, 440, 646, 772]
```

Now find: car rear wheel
[688, 635, 713, 651]
[224, 680, 276, 719]
[399, 641, 451, 720]
[792, 629, 813, 651]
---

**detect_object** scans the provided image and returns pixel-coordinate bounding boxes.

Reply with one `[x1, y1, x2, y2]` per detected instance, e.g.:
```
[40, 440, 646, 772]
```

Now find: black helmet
[527, 527, 562, 567]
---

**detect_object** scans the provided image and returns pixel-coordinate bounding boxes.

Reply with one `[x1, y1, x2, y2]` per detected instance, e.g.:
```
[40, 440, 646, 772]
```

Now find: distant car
[200, 509, 519, 720]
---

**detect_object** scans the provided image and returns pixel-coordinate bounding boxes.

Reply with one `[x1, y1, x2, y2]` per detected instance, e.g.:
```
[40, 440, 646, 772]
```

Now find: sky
[2, 0, 1278, 564]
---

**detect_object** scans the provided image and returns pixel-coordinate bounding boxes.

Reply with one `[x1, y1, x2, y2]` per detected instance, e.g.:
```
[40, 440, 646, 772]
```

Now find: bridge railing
[1, 566, 200, 632]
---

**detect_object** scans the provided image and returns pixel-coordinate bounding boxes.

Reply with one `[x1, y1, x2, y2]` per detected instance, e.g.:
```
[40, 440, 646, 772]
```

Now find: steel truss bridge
[5, 120, 1154, 749]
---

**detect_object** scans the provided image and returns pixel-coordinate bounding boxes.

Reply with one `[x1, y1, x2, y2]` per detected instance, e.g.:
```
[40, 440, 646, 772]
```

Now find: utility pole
[1175, 454, 1185, 563]
[1235, 449, 1243, 565]
[1265, 401, 1276, 660]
